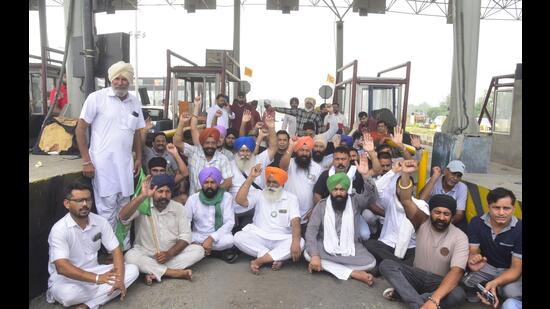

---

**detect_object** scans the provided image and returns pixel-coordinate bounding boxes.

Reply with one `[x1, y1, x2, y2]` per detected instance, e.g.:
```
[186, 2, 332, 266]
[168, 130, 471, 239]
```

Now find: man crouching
[234, 165, 303, 274]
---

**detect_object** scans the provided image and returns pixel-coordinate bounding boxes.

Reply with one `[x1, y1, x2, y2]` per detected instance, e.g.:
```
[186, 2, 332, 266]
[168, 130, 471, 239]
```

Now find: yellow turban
[108, 61, 134, 83]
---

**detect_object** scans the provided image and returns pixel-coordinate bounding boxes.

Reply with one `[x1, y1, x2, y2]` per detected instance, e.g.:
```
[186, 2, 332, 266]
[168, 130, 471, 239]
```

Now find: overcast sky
[29, 2, 521, 107]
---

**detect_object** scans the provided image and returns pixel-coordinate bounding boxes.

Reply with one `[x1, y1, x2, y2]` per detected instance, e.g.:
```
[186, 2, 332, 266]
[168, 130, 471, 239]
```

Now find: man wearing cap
[186, 167, 238, 263]
[305, 155, 378, 286]
[207, 93, 235, 128]
[75, 61, 145, 250]
[229, 116, 278, 231]
[234, 165, 304, 274]
[463, 187, 522, 306]
[279, 136, 324, 230]
[181, 97, 233, 194]
[380, 160, 468, 309]
[120, 174, 205, 285]
[420, 160, 468, 229]
[271, 97, 325, 136]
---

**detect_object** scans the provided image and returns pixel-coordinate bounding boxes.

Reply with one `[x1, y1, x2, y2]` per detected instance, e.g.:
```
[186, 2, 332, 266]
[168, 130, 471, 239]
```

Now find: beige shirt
[122, 200, 192, 255]
[413, 220, 469, 277]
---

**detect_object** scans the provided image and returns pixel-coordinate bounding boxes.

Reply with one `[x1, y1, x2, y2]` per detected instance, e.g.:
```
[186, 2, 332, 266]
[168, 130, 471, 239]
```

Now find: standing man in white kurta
[186, 167, 238, 263]
[119, 175, 205, 285]
[46, 181, 139, 309]
[234, 165, 304, 274]
[75, 61, 145, 250]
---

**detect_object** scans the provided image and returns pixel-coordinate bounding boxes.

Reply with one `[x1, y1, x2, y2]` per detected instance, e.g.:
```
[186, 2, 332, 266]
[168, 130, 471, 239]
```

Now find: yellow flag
[244, 67, 253, 77]
[327, 73, 335, 84]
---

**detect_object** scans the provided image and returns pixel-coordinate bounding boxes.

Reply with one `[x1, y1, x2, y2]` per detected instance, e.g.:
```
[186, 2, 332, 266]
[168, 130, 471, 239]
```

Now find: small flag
[244, 67, 253, 77]
[327, 73, 335, 84]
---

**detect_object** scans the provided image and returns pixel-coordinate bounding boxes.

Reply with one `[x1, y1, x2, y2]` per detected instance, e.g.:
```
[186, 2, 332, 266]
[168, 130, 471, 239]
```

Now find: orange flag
[244, 67, 253, 77]
[327, 73, 335, 84]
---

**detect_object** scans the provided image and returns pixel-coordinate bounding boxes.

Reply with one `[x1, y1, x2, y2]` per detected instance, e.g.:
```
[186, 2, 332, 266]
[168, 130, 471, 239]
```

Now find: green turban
[326, 172, 351, 192]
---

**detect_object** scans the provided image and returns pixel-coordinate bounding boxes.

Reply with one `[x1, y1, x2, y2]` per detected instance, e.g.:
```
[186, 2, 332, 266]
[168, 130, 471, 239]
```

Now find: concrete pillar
[442, 0, 481, 134]
[336, 20, 343, 104]
[64, 0, 87, 118]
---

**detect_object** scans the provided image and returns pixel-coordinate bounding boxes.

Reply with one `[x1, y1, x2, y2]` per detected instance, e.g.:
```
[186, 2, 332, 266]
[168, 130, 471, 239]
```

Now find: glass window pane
[493, 90, 513, 134]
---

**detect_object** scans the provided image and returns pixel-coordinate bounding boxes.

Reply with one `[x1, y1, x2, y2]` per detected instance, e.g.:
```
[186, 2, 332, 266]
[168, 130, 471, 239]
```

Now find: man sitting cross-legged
[186, 167, 239, 263]
[46, 180, 139, 309]
[234, 165, 304, 274]
[120, 174, 204, 285]
[305, 153, 378, 286]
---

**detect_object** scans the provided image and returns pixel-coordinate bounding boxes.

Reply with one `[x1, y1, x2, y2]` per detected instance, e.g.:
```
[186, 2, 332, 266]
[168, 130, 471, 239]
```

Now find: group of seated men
[46, 95, 522, 309]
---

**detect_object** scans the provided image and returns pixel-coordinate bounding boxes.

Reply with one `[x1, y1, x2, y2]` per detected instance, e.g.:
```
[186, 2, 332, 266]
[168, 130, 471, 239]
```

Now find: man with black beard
[312, 135, 333, 170]
[229, 116, 278, 232]
[305, 158, 378, 287]
[379, 160, 468, 309]
[120, 174, 205, 286]
[186, 167, 238, 263]
[279, 136, 323, 233]
[181, 97, 233, 194]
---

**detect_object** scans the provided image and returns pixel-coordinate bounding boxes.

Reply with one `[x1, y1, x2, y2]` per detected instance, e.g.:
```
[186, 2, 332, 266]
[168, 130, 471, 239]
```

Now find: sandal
[383, 288, 400, 301]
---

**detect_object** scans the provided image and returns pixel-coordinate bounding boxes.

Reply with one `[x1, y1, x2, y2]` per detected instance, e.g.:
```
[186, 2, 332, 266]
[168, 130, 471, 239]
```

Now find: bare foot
[351, 270, 374, 286]
[169, 269, 193, 281]
[271, 261, 283, 271]
[144, 273, 157, 286]
[250, 260, 261, 275]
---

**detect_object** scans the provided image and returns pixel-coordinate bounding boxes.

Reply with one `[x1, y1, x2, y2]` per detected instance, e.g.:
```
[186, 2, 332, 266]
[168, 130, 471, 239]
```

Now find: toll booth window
[493, 90, 513, 135]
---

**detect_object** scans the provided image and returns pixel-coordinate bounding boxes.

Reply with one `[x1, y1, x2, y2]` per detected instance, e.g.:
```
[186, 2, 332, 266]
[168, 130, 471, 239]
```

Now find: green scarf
[198, 189, 225, 231]
[115, 168, 151, 249]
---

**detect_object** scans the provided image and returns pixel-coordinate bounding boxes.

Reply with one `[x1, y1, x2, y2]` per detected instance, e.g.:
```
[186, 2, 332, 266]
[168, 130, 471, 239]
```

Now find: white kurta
[206, 104, 234, 128]
[80, 87, 145, 197]
[284, 158, 324, 223]
[46, 213, 139, 309]
[185, 191, 235, 250]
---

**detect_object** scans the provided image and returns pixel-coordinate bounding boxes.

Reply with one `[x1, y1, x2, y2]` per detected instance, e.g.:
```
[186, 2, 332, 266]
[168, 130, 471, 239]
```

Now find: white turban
[108, 61, 134, 83]
[313, 135, 327, 148]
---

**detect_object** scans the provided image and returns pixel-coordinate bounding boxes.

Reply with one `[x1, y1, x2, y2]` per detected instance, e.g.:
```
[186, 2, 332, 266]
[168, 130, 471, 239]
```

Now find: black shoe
[222, 249, 239, 264]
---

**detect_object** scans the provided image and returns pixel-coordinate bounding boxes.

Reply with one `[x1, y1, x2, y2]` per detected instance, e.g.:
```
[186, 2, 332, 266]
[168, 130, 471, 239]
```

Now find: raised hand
[362, 132, 375, 152]
[145, 117, 154, 131]
[193, 96, 202, 113]
[331, 134, 341, 146]
[432, 166, 442, 178]
[180, 112, 191, 124]
[255, 122, 264, 130]
[391, 126, 404, 146]
[392, 160, 403, 173]
[215, 109, 223, 118]
[250, 163, 262, 178]
[242, 110, 252, 123]
[411, 134, 422, 148]
[141, 175, 158, 198]
[357, 153, 370, 176]
[166, 143, 179, 157]
[265, 115, 275, 129]
[401, 160, 418, 174]
[288, 136, 298, 152]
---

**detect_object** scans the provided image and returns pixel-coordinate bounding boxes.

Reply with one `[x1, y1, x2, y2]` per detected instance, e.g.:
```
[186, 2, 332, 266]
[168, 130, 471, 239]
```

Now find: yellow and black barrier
[463, 181, 522, 223]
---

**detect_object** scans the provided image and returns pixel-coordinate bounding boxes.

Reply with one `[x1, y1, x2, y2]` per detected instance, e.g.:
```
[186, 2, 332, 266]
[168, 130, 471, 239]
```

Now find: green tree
[474, 89, 493, 119]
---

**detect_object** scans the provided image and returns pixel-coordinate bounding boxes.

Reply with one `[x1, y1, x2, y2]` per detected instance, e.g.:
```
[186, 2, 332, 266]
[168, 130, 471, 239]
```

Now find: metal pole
[233, 0, 240, 99]
[82, 0, 95, 96]
[336, 20, 343, 105]
[39, 0, 49, 115]
[134, 9, 139, 93]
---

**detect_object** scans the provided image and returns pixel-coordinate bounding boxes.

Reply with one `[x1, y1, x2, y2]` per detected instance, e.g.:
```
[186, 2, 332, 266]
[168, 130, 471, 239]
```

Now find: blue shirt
[467, 213, 522, 269]
[428, 176, 468, 211]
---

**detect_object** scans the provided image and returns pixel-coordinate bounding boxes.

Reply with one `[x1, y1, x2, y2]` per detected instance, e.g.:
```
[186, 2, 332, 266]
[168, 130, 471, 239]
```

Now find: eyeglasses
[68, 198, 93, 206]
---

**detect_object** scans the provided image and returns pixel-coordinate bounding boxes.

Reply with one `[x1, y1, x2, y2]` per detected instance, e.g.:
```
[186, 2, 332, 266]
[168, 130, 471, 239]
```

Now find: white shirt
[229, 150, 273, 214]
[185, 191, 235, 243]
[244, 189, 300, 240]
[324, 113, 347, 131]
[48, 213, 119, 287]
[206, 104, 234, 128]
[428, 176, 468, 211]
[80, 87, 145, 197]
[284, 158, 324, 222]
[281, 114, 297, 137]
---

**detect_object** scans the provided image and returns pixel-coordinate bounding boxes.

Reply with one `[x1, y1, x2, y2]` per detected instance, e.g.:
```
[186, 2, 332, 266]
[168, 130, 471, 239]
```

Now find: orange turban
[199, 128, 221, 145]
[293, 136, 314, 153]
[265, 166, 288, 186]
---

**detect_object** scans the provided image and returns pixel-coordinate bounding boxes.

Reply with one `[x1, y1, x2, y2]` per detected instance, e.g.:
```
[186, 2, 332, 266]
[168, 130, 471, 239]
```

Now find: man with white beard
[229, 115, 278, 232]
[279, 136, 324, 234]
[234, 165, 304, 274]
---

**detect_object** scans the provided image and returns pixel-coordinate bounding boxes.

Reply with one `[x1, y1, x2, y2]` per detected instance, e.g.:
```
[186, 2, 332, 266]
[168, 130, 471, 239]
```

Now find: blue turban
[234, 136, 256, 151]
[341, 135, 353, 148]
[150, 174, 175, 192]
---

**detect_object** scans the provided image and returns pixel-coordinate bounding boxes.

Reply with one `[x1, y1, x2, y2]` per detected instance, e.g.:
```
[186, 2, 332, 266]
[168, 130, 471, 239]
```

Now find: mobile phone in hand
[476, 283, 496, 305]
